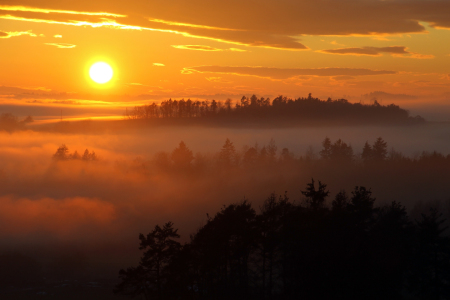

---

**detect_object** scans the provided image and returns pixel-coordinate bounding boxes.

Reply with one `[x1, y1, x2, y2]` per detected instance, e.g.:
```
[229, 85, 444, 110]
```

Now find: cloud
[205, 77, 232, 83]
[0, 4, 307, 50]
[172, 45, 247, 52]
[54, 34, 62, 38]
[0, 29, 37, 38]
[145, 0, 450, 36]
[149, 18, 236, 31]
[321, 46, 409, 56]
[172, 45, 223, 51]
[406, 53, 435, 59]
[0, 5, 125, 17]
[229, 48, 246, 52]
[45, 42, 76, 48]
[183, 66, 397, 80]
[332, 76, 356, 81]
[319, 46, 434, 59]
[153, 63, 165, 66]
[1, 1, 450, 50]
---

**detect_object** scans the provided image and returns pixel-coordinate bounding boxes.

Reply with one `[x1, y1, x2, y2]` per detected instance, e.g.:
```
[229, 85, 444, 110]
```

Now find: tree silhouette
[190, 201, 256, 300]
[218, 138, 236, 167]
[361, 141, 372, 162]
[171, 141, 194, 169]
[331, 190, 349, 212]
[372, 137, 388, 161]
[82, 149, 98, 161]
[266, 139, 277, 163]
[330, 139, 353, 162]
[125, 94, 424, 125]
[319, 137, 332, 160]
[115, 222, 181, 300]
[409, 209, 450, 300]
[257, 193, 292, 299]
[301, 178, 329, 210]
[115, 180, 450, 300]
[53, 144, 69, 160]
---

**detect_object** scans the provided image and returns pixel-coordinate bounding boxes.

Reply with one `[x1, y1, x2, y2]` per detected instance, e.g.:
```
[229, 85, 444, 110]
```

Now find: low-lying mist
[1, 123, 450, 282]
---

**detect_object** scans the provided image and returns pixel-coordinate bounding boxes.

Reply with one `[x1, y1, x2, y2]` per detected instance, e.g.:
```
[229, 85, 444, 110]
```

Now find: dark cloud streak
[320, 46, 409, 56]
[184, 66, 397, 80]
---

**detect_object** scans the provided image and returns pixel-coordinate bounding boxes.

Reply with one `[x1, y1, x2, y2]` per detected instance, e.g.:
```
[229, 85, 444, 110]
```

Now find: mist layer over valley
[1, 122, 450, 298]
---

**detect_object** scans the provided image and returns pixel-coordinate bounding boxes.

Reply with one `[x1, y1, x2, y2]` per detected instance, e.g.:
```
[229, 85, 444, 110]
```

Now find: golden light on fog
[89, 62, 113, 84]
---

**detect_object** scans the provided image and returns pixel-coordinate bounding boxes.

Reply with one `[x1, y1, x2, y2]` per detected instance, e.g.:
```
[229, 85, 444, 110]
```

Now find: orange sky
[1, 0, 450, 119]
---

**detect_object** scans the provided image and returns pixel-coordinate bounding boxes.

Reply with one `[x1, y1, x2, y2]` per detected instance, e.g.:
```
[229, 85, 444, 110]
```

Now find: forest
[114, 181, 450, 300]
[124, 94, 425, 126]
[1, 135, 450, 299]
[50, 136, 450, 207]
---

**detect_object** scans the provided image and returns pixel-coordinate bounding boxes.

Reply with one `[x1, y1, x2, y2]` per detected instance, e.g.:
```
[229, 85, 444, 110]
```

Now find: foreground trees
[114, 222, 181, 299]
[115, 181, 450, 300]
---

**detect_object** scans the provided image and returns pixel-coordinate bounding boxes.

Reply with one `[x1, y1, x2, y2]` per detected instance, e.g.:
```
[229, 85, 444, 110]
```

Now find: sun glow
[89, 62, 113, 84]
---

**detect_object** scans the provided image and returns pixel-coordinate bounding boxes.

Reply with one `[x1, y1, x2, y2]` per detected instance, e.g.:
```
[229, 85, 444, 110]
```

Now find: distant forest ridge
[124, 94, 425, 125]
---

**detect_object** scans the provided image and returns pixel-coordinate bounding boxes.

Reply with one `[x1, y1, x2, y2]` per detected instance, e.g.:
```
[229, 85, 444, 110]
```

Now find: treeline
[0, 113, 33, 132]
[114, 180, 450, 300]
[125, 94, 424, 125]
[121, 137, 450, 174]
[52, 144, 98, 161]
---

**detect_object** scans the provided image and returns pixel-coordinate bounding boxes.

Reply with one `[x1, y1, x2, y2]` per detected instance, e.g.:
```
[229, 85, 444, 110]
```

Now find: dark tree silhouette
[124, 94, 424, 126]
[372, 137, 388, 161]
[189, 201, 256, 300]
[114, 222, 181, 300]
[301, 178, 329, 210]
[115, 181, 450, 300]
[330, 139, 353, 162]
[409, 209, 450, 300]
[53, 144, 69, 160]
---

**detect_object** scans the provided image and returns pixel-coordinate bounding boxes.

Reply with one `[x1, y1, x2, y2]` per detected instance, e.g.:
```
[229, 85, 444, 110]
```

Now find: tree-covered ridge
[125, 94, 424, 125]
[112, 137, 450, 175]
[0, 113, 33, 132]
[115, 180, 450, 300]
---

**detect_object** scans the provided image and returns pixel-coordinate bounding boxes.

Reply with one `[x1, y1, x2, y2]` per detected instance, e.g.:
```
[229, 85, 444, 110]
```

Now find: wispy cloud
[319, 46, 434, 59]
[45, 43, 76, 48]
[0, 6, 307, 50]
[149, 18, 238, 31]
[172, 45, 223, 51]
[172, 45, 247, 52]
[183, 66, 397, 80]
[320, 46, 408, 56]
[229, 48, 247, 52]
[205, 77, 232, 83]
[0, 5, 125, 17]
[0, 14, 142, 30]
[54, 34, 62, 38]
[153, 63, 165, 66]
[0, 30, 37, 38]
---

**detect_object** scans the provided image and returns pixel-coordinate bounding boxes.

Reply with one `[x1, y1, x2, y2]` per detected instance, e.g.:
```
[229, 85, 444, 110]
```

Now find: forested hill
[125, 94, 425, 126]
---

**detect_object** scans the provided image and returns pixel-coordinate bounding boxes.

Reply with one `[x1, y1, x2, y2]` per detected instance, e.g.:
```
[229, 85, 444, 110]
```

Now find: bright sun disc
[89, 62, 113, 84]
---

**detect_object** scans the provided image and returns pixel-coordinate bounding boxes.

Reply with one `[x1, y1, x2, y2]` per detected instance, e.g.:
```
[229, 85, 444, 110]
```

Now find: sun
[89, 62, 113, 84]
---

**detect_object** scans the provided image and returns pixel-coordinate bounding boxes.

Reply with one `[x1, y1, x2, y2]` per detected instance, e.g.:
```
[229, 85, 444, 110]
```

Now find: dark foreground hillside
[115, 181, 450, 300]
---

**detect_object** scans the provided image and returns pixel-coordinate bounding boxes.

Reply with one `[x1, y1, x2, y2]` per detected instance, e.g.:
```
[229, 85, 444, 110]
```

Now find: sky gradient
[1, 0, 450, 120]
